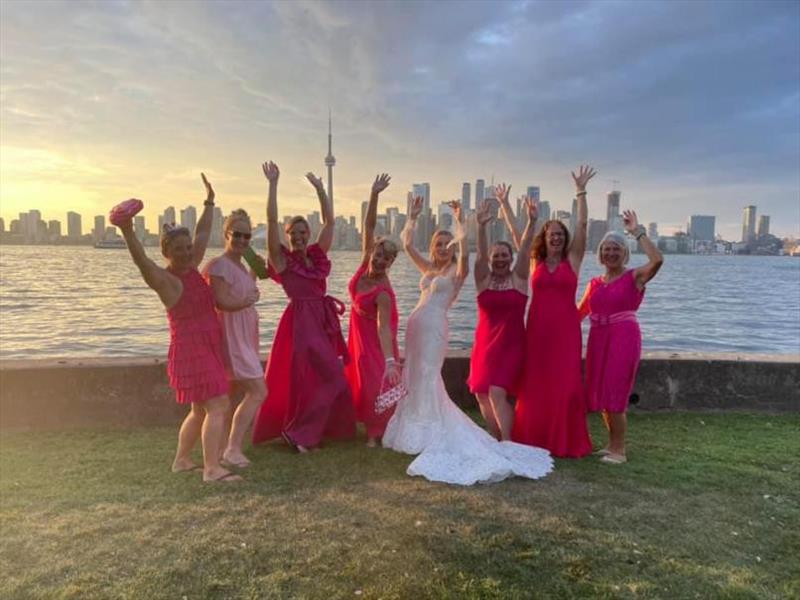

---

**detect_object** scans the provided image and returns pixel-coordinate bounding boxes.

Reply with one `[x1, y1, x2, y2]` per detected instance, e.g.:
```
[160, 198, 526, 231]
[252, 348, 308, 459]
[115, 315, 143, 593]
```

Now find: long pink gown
[166, 268, 229, 404]
[584, 269, 644, 413]
[344, 262, 400, 439]
[512, 259, 592, 458]
[467, 288, 526, 394]
[251, 243, 355, 447]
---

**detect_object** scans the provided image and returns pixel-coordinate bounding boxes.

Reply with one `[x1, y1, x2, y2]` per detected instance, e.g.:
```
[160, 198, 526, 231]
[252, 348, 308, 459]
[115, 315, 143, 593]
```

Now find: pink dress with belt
[251, 243, 355, 447]
[344, 262, 400, 438]
[583, 269, 645, 413]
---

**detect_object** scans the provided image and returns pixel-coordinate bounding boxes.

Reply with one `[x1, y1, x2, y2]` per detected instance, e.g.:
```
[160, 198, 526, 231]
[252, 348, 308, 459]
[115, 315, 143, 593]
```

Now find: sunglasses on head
[230, 231, 252, 240]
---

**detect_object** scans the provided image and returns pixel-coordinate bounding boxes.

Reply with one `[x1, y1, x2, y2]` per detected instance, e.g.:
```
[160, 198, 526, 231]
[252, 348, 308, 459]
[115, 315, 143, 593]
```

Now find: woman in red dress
[251, 162, 355, 452]
[499, 166, 597, 458]
[467, 189, 537, 441]
[344, 174, 401, 447]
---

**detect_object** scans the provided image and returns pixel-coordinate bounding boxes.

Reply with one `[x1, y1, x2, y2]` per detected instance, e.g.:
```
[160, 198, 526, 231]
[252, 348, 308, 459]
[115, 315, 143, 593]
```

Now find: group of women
[115, 162, 662, 484]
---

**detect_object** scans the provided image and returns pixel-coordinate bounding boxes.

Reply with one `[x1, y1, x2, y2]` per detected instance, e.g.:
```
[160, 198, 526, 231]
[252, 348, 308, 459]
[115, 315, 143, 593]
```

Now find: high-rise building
[606, 190, 621, 227]
[742, 205, 757, 242]
[163, 206, 176, 229]
[412, 183, 431, 211]
[555, 210, 572, 228]
[93, 215, 105, 241]
[539, 201, 551, 222]
[757, 215, 770, 238]
[648, 222, 658, 239]
[386, 207, 400, 237]
[134, 215, 146, 241]
[325, 111, 336, 208]
[67, 211, 82, 239]
[588, 219, 608, 252]
[527, 186, 540, 201]
[437, 201, 454, 232]
[570, 198, 578, 234]
[48, 220, 61, 240]
[687, 215, 715, 243]
[181, 205, 197, 234]
[462, 182, 471, 212]
[27, 210, 43, 242]
[0, 217, 4, 234]
[211, 207, 224, 247]
[475, 179, 485, 206]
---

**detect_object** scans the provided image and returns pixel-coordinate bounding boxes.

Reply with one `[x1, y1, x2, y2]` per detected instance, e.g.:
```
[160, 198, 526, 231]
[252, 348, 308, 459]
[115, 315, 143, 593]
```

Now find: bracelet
[636, 232, 646, 241]
[385, 357, 396, 366]
[575, 191, 587, 197]
[204, 201, 214, 206]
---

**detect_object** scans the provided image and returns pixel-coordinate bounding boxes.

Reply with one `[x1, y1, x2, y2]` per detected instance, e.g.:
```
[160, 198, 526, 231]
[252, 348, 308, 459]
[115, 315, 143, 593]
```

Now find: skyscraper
[606, 190, 621, 226]
[742, 205, 757, 242]
[412, 183, 431, 211]
[67, 211, 82, 239]
[539, 201, 551, 222]
[324, 111, 336, 208]
[648, 222, 659, 239]
[93, 215, 105, 241]
[181, 206, 197, 234]
[688, 215, 715, 243]
[757, 215, 770, 238]
[526, 186, 540, 201]
[163, 206, 176, 229]
[461, 182, 471, 212]
[134, 215, 146, 241]
[475, 179, 485, 206]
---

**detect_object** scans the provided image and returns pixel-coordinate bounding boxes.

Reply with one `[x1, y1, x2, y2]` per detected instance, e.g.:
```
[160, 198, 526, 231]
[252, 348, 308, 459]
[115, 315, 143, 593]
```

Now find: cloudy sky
[1, 0, 798, 239]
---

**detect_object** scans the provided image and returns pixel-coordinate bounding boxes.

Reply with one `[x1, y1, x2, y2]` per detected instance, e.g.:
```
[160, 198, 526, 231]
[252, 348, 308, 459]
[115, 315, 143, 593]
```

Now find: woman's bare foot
[172, 459, 201, 473]
[222, 449, 251, 468]
[204, 467, 243, 482]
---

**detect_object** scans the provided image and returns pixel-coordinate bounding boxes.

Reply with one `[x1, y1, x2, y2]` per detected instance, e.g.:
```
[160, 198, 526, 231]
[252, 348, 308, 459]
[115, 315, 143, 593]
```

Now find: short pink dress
[166, 267, 229, 404]
[344, 262, 400, 439]
[584, 269, 645, 413]
[203, 255, 262, 380]
[252, 244, 355, 447]
[467, 287, 527, 394]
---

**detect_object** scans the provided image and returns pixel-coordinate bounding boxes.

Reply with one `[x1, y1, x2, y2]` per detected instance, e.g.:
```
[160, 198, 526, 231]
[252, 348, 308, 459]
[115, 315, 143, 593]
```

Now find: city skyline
[1, 2, 798, 240]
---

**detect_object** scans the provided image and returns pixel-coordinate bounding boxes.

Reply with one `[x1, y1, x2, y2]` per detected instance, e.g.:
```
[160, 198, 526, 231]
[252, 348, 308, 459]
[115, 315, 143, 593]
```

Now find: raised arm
[448, 200, 469, 281]
[474, 199, 495, 289]
[306, 172, 334, 252]
[361, 173, 391, 264]
[119, 222, 181, 308]
[567, 165, 596, 274]
[513, 197, 538, 283]
[191, 173, 215, 266]
[401, 195, 432, 274]
[261, 161, 285, 273]
[495, 183, 522, 251]
[624, 210, 663, 290]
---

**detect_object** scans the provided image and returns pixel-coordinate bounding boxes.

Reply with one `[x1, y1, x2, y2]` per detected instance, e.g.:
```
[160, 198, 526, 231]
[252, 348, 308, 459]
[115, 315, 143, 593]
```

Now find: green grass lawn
[1, 411, 798, 599]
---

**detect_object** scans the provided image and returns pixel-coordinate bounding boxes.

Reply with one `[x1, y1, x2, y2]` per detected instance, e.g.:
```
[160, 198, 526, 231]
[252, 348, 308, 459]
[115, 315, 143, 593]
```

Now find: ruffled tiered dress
[252, 243, 355, 447]
[166, 268, 229, 404]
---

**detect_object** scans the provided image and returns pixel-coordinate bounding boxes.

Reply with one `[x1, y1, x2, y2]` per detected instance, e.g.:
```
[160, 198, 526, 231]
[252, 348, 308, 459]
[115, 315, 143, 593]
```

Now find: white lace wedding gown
[382, 269, 553, 485]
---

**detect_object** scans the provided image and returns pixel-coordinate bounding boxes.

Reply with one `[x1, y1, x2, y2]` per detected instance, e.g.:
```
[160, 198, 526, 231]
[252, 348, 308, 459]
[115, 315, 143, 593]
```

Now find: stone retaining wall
[1, 353, 797, 431]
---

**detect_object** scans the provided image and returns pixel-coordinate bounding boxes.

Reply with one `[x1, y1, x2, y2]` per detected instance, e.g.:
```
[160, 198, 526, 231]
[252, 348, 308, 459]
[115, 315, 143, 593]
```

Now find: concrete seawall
[1, 352, 798, 431]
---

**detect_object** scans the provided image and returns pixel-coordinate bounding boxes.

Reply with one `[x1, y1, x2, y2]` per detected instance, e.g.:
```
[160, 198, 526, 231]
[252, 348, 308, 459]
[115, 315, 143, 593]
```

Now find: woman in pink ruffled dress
[251, 162, 355, 452]
[344, 174, 401, 447]
[203, 209, 265, 468]
[578, 210, 663, 464]
[116, 174, 239, 482]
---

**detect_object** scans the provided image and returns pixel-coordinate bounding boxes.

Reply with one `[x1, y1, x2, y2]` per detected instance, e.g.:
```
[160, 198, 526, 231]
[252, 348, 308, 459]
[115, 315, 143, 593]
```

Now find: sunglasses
[229, 231, 252, 240]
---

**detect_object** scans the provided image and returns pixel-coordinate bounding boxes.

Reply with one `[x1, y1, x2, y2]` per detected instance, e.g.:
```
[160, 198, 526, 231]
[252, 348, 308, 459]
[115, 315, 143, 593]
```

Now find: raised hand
[494, 183, 511, 204]
[623, 209, 639, 235]
[571, 165, 597, 191]
[372, 173, 391, 195]
[408, 194, 423, 220]
[201, 172, 215, 204]
[476, 199, 496, 226]
[525, 196, 539, 222]
[306, 172, 325, 194]
[446, 199, 463, 223]
[262, 161, 280, 183]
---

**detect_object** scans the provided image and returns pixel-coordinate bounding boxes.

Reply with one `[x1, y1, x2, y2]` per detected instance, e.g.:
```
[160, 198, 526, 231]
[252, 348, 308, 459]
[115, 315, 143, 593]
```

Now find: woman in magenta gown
[467, 188, 537, 441]
[499, 166, 597, 458]
[116, 174, 239, 482]
[251, 162, 355, 452]
[344, 174, 401, 447]
[578, 211, 663, 464]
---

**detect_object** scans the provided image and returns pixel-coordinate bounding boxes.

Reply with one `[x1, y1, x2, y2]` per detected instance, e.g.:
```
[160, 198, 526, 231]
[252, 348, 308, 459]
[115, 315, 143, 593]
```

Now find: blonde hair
[160, 224, 191, 257]
[284, 216, 309, 233]
[373, 237, 399, 261]
[428, 230, 456, 264]
[597, 231, 630, 266]
[224, 209, 252, 233]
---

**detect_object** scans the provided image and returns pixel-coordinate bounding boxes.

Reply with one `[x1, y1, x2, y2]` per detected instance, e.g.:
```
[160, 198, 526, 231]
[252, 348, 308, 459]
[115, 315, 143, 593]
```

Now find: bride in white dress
[382, 196, 553, 485]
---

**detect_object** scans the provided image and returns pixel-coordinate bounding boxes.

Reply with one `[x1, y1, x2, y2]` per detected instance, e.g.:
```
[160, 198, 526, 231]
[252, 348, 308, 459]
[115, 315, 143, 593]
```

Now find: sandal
[600, 453, 627, 465]
[205, 472, 243, 483]
[592, 448, 611, 456]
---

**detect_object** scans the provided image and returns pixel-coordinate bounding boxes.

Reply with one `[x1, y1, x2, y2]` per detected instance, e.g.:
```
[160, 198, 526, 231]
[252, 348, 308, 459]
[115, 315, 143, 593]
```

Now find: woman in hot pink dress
[203, 209, 265, 468]
[115, 174, 239, 482]
[467, 189, 537, 441]
[578, 211, 663, 464]
[344, 174, 401, 447]
[251, 162, 355, 452]
[499, 166, 597, 458]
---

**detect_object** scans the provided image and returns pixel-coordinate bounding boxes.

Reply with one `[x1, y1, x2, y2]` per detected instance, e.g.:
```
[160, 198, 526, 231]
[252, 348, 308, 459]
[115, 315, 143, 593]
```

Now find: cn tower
[324, 110, 336, 208]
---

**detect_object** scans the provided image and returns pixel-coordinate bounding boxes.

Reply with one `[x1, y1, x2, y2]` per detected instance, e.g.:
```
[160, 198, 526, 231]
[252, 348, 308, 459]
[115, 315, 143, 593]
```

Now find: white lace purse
[375, 376, 408, 414]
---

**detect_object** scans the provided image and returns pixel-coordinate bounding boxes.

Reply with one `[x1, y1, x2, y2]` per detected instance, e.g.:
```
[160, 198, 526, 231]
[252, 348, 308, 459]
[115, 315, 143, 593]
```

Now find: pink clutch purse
[375, 373, 408, 415]
[109, 199, 144, 227]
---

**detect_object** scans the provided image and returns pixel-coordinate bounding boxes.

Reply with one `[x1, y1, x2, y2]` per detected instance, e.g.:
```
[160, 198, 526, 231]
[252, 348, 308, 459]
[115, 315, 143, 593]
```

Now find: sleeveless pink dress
[512, 259, 592, 458]
[344, 262, 400, 438]
[584, 269, 645, 413]
[467, 288, 527, 394]
[203, 255, 262, 380]
[166, 268, 229, 404]
[252, 244, 355, 447]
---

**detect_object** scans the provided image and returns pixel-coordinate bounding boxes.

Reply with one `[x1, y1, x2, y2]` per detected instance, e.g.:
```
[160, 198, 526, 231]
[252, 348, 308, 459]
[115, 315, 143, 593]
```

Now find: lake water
[0, 246, 798, 359]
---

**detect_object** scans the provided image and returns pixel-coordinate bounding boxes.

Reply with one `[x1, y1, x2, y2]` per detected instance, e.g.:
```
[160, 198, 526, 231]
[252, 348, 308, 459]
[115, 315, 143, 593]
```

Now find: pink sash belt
[590, 310, 638, 327]
[291, 294, 350, 364]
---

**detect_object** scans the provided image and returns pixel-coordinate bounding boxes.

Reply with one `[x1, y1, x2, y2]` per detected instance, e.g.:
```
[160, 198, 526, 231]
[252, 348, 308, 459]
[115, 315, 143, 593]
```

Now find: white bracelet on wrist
[385, 357, 396, 366]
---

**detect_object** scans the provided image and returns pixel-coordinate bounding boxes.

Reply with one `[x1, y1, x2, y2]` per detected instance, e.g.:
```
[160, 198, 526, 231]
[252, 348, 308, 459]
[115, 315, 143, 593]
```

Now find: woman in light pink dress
[344, 174, 401, 447]
[204, 209, 265, 468]
[578, 210, 663, 464]
[115, 174, 239, 482]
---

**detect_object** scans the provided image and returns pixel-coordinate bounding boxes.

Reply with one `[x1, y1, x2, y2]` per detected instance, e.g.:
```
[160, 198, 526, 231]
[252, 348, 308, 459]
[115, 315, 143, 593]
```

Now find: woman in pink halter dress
[498, 166, 597, 458]
[344, 174, 401, 447]
[578, 211, 663, 464]
[114, 174, 239, 483]
[467, 188, 537, 441]
[251, 162, 355, 452]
